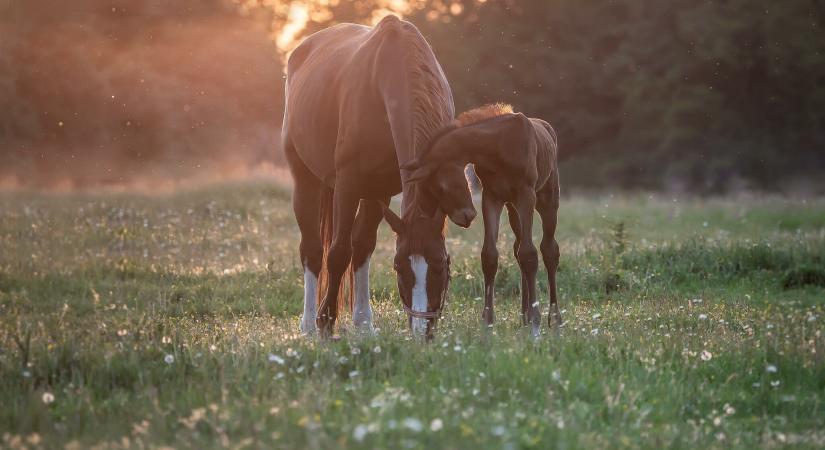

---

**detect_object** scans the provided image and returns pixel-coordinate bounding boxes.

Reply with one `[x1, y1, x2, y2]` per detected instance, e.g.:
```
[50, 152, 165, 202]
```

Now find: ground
[0, 182, 823, 449]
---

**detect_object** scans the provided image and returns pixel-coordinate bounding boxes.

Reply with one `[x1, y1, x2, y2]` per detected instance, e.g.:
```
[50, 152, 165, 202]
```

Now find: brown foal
[403, 104, 562, 337]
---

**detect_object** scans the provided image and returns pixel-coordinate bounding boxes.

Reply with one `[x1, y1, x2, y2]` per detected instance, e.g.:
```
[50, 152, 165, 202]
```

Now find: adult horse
[282, 15, 476, 338]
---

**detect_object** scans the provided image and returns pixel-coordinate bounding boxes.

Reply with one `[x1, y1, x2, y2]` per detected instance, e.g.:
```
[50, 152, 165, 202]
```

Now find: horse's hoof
[300, 320, 316, 335]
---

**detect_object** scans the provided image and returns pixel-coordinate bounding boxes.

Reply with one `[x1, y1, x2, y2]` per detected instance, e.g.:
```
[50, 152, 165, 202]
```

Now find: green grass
[1, 183, 823, 449]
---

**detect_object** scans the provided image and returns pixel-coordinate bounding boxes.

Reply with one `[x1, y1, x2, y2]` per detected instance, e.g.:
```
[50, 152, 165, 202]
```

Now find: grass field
[1, 182, 824, 449]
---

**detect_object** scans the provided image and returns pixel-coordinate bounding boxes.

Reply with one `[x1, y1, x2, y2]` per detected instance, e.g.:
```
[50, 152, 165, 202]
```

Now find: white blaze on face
[352, 260, 373, 331]
[300, 267, 317, 334]
[409, 255, 429, 335]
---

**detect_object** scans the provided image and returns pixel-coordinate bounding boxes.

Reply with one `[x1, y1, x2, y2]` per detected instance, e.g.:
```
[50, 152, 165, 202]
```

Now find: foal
[403, 104, 562, 337]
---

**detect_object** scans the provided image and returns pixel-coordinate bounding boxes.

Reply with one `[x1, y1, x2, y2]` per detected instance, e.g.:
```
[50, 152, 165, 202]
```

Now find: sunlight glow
[233, 0, 476, 53]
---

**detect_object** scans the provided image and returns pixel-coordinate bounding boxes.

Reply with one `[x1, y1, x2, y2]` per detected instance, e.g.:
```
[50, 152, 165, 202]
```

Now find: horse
[282, 15, 476, 338]
[402, 104, 562, 337]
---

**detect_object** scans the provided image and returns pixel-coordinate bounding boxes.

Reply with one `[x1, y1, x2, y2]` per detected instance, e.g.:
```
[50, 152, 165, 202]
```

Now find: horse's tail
[316, 187, 353, 318]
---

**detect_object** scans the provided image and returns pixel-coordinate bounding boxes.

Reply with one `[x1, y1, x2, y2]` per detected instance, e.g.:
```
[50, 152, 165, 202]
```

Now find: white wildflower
[453, 345, 463, 352]
[161, 336, 172, 344]
[164, 354, 175, 364]
[402, 418, 423, 432]
[592, 313, 601, 320]
[351, 347, 361, 355]
[590, 328, 599, 336]
[770, 380, 781, 388]
[700, 350, 712, 361]
[353, 424, 369, 442]
[268, 354, 285, 365]
[349, 370, 360, 378]
[698, 314, 708, 320]
[372, 345, 382, 354]
[42, 392, 55, 404]
[766, 364, 777, 373]
[430, 418, 443, 432]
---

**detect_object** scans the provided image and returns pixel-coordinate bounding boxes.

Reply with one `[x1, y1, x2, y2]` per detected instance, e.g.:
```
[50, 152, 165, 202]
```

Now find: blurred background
[2, 0, 824, 194]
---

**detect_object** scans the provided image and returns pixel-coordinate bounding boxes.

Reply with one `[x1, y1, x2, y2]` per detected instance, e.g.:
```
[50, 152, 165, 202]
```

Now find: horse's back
[284, 16, 453, 194]
[283, 24, 371, 183]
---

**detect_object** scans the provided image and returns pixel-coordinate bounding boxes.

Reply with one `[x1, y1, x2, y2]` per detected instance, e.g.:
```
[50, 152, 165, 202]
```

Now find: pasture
[1, 182, 823, 449]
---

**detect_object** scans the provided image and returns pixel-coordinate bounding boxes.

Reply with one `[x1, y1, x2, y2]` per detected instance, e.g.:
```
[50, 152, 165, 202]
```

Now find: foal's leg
[537, 183, 562, 330]
[350, 198, 388, 333]
[506, 204, 528, 324]
[316, 182, 360, 337]
[284, 142, 324, 334]
[511, 188, 540, 337]
[480, 193, 504, 326]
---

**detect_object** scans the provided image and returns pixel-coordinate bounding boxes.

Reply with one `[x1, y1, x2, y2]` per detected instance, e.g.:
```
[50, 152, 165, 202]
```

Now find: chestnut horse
[282, 16, 476, 338]
[404, 104, 562, 337]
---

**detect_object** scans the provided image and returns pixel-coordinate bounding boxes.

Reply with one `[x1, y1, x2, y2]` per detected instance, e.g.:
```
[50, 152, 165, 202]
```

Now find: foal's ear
[406, 164, 436, 184]
[380, 202, 404, 234]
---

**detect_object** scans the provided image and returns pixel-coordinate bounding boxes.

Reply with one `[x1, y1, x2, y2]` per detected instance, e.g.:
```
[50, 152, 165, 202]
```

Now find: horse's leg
[284, 142, 324, 334]
[316, 181, 360, 337]
[480, 193, 504, 326]
[512, 188, 540, 337]
[537, 183, 562, 330]
[350, 197, 389, 333]
[506, 203, 528, 325]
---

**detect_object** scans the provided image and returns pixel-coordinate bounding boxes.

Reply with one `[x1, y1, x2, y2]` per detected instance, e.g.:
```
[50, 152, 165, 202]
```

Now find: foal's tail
[317, 187, 354, 317]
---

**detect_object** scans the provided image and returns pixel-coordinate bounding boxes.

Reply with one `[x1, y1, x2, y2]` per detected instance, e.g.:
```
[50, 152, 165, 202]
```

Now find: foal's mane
[456, 103, 514, 127]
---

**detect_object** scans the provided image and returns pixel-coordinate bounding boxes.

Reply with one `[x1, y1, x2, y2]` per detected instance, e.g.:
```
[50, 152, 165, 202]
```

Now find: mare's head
[381, 203, 452, 339]
[381, 157, 477, 338]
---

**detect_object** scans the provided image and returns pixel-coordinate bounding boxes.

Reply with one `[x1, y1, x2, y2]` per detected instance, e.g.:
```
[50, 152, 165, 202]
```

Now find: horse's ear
[400, 159, 421, 172]
[406, 164, 435, 183]
[380, 202, 404, 234]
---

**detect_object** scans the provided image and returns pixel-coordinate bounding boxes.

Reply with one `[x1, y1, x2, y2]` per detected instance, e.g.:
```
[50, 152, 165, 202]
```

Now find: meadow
[1, 182, 823, 449]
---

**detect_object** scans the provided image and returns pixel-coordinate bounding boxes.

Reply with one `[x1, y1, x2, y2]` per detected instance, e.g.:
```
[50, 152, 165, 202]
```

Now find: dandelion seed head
[164, 354, 175, 364]
[353, 424, 369, 442]
[42, 392, 55, 404]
